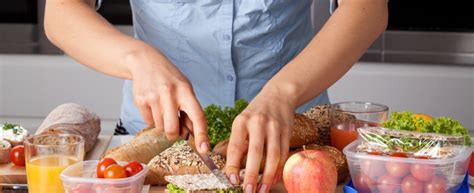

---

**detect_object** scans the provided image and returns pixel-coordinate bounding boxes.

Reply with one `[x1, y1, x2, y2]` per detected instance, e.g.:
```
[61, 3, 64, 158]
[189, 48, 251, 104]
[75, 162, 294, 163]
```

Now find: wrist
[258, 81, 300, 109]
[122, 42, 164, 79]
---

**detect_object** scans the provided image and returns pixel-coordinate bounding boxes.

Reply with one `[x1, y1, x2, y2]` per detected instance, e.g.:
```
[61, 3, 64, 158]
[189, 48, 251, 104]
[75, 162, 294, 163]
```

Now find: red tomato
[390, 152, 409, 158]
[96, 158, 117, 178]
[104, 164, 127, 179]
[377, 175, 401, 193]
[414, 155, 430, 160]
[360, 159, 386, 177]
[401, 175, 424, 193]
[385, 161, 410, 178]
[9, 145, 25, 166]
[353, 173, 375, 193]
[123, 161, 143, 177]
[410, 163, 435, 182]
[367, 151, 383, 156]
[424, 176, 447, 193]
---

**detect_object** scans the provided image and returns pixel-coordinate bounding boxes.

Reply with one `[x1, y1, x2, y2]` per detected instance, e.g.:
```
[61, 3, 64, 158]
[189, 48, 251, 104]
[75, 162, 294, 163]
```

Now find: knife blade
[179, 113, 234, 187]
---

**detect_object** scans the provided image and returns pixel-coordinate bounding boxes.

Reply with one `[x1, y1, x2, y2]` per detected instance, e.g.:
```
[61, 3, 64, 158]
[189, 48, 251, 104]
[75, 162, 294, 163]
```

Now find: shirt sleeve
[96, 0, 103, 10]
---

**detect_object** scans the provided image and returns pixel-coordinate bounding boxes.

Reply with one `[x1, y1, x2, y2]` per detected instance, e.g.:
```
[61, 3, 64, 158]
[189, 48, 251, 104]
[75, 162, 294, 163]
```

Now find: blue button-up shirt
[120, 0, 330, 134]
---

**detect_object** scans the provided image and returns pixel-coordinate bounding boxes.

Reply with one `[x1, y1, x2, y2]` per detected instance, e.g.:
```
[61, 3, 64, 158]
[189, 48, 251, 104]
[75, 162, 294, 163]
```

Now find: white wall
[1, 55, 473, 134]
[328, 62, 474, 131]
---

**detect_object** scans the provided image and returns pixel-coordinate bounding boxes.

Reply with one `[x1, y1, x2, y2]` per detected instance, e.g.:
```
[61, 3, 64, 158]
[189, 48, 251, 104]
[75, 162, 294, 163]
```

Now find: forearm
[44, 0, 157, 79]
[261, 0, 388, 107]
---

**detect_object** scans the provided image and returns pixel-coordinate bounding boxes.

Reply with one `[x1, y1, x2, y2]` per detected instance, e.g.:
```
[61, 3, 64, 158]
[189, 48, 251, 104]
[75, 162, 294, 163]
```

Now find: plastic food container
[343, 141, 473, 193]
[61, 160, 148, 193]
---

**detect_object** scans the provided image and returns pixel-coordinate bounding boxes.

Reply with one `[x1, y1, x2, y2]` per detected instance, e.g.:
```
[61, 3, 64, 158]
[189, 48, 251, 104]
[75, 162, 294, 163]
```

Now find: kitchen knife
[179, 113, 234, 187]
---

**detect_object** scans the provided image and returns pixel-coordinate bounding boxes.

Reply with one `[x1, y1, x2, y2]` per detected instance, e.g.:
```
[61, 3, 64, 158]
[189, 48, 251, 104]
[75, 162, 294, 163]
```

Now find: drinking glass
[25, 134, 85, 193]
[330, 102, 389, 151]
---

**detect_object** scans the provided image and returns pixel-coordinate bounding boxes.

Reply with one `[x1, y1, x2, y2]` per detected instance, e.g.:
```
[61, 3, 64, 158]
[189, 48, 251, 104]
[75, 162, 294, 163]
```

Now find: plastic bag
[356, 127, 466, 159]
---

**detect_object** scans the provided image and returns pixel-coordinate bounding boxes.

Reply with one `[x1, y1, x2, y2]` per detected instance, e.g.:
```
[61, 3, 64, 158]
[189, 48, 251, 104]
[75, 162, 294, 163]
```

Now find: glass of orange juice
[25, 134, 84, 193]
[330, 102, 388, 151]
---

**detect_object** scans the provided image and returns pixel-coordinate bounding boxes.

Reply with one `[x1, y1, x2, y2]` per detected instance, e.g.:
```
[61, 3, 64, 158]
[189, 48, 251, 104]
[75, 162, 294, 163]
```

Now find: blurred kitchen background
[0, 0, 473, 135]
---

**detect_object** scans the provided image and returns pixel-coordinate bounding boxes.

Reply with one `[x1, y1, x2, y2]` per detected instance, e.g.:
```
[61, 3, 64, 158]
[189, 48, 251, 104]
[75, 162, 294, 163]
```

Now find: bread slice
[165, 173, 243, 193]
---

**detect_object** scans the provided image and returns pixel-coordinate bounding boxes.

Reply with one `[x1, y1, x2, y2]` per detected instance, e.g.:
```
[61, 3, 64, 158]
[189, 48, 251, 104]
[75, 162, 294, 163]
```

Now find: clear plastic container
[343, 141, 473, 193]
[61, 160, 148, 193]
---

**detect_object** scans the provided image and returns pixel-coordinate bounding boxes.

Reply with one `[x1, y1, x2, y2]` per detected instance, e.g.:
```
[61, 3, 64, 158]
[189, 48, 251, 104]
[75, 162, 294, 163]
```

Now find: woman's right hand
[127, 47, 210, 153]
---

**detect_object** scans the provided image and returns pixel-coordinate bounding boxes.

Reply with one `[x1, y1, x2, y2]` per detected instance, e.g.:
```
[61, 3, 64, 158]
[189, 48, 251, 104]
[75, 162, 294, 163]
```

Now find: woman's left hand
[225, 92, 296, 193]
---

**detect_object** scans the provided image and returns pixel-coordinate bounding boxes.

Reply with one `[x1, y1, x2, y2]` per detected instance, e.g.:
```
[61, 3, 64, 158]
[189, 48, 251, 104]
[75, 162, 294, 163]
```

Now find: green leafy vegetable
[205, 99, 248, 147]
[383, 112, 471, 145]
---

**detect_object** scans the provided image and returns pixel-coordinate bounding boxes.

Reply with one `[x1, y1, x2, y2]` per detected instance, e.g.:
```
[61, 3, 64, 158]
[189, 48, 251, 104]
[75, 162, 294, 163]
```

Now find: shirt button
[226, 75, 234, 81]
[223, 34, 231, 41]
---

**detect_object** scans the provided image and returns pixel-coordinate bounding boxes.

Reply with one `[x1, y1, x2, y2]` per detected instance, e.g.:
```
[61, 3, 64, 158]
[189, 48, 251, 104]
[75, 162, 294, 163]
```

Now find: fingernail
[229, 174, 238, 185]
[245, 184, 253, 193]
[259, 184, 267, 193]
[200, 142, 209, 152]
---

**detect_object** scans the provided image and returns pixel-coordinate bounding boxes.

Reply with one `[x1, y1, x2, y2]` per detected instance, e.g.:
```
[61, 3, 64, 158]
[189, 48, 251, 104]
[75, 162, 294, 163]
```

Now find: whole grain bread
[145, 143, 226, 185]
[290, 114, 320, 148]
[303, 104, 355, 146]
[36, 103, 101, 152]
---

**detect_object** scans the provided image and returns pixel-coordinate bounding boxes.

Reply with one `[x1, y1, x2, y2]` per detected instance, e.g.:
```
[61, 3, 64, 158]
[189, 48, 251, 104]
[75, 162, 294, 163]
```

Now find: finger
[180, 94, 209, 153]
[243, 121, 265, 193]
[259, 123, 280, 193]
[276, 125, 291, 184]
[225, 116, 249, 186]
[136, 103, 154, 128]
[162, 94, 180, 141]
[149, 100, 165, 133]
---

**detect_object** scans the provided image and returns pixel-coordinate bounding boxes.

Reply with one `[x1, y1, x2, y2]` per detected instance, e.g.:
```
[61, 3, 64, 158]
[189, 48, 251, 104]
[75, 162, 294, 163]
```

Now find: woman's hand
[225, 91, 296, 193]
[128, 47, 210, 153]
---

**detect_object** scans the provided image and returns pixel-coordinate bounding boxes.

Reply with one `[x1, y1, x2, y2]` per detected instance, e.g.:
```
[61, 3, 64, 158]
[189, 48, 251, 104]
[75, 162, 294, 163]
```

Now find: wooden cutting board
[0, 135, 112, 184]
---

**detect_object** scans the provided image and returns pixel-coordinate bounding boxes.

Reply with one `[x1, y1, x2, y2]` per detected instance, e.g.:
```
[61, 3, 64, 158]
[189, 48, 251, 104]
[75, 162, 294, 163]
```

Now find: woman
[44, 0, 387, 192]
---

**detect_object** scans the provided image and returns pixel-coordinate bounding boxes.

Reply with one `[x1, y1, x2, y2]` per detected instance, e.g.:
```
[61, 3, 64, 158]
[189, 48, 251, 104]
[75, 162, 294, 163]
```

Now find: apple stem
[303, 145, 308, 157]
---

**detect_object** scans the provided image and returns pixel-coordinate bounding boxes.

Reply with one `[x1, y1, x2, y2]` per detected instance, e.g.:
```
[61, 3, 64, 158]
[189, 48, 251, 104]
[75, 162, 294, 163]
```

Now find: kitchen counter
[107, 136, 347, 193]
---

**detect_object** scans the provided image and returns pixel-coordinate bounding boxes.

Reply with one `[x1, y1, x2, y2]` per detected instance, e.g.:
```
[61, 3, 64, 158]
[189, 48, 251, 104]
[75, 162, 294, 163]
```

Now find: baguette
[104, 127, 175, 164]
[36, 103, 101, 152]
[145, 142, 226, 186]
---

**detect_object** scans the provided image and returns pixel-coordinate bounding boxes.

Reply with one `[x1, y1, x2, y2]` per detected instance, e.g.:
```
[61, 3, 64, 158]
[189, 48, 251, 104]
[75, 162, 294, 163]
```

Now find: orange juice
[26, 155, 79, 193]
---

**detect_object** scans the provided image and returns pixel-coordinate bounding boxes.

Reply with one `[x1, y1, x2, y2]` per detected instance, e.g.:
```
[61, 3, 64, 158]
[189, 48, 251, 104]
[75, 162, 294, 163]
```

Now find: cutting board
[0, 135, 112, 184]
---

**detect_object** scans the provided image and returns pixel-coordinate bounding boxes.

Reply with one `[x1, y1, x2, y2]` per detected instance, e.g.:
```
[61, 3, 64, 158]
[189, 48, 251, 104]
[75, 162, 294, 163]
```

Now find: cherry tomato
[353, 173, 375, 193]
[9, 145, 25, 166]
[377, 175, 401, 193]
[424, 176, 447, 193]
[367, 151, 383, 156]
[410, 163, 435, 182]
[386, 161, 410, 178]
[361, 159, 386, 177]
[123, 161, 143, 177]
[96, 158, 117, 178]
[390, 152, 409, 158]
[401, 175, 424, 193]
[414, 155, 430, 160]
[104, 164, 127, 179]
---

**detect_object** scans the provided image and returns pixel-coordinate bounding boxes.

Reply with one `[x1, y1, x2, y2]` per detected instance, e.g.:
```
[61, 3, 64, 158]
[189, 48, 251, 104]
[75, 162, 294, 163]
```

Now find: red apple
[283, 149, 337, 193]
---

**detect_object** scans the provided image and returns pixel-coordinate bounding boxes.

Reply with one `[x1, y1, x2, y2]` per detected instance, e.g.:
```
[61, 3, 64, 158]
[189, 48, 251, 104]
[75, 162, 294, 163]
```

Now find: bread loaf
[290, 114, 320, 148]
[104, 127, 175, 164]
[36, 103, 101, 152]
[145, 143, 226, 186]
[303, 104, 355, 146]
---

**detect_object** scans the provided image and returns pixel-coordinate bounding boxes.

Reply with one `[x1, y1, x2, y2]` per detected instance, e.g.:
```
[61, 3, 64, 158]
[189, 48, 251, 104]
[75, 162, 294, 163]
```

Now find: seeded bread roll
[303, 104, 356, 146]
[36, 103, 101, 152]
[296, 144, 349, 183]
[290, 114, 320, 148]
[145, 143, 226, 186]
